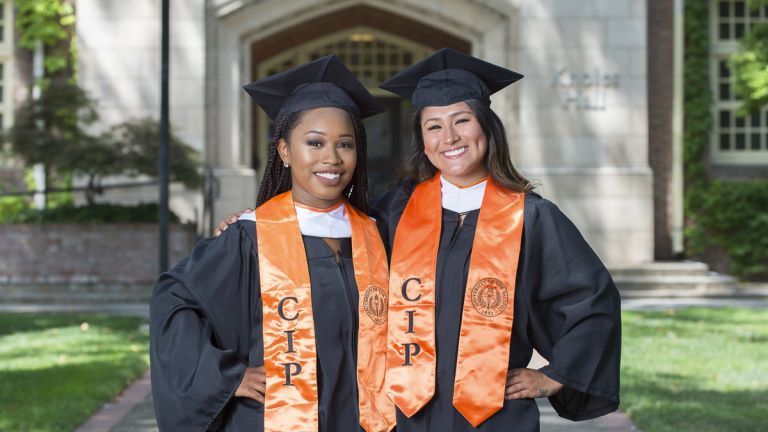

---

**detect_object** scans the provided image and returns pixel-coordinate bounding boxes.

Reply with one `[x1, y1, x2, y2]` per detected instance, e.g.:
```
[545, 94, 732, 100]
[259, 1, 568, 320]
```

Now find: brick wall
[0, 224, 197, 284]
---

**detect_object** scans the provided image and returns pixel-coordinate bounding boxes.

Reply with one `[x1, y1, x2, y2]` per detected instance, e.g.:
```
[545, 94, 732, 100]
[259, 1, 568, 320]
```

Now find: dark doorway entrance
[364, 97, 413, 196]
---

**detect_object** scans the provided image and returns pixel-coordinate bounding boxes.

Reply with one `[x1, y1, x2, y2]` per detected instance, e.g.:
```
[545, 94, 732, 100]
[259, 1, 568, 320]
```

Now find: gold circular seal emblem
[471, 278, 508, 317]
[363, 286, 387, 325]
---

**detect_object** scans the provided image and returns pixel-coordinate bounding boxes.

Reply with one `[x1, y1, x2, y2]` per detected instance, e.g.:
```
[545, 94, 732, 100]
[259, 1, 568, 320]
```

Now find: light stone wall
[76, 0, 207, 224]
[515, 0, 653, 263]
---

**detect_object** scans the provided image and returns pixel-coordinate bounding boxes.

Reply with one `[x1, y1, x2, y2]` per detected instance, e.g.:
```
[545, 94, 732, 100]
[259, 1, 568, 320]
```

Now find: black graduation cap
[243, 55, 383, 122]
[379, 48, 523, 111]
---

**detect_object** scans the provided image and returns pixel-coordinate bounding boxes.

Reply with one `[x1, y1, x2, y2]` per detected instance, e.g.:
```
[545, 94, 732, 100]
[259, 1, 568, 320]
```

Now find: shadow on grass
[622, 370, 768, 432]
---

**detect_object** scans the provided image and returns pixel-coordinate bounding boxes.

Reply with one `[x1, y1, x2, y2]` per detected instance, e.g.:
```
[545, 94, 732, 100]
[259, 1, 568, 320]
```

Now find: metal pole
[159, 0, 170, 272]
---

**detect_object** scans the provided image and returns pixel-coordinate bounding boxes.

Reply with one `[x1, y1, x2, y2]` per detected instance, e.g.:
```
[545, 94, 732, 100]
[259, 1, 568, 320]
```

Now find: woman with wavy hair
[373, 48, 621, 431]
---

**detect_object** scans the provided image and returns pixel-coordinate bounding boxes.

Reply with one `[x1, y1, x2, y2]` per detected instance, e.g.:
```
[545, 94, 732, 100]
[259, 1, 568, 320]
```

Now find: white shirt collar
[239, 202, 351, 238]
[294, 202, 351, 238]
[441, 175, 487, 213]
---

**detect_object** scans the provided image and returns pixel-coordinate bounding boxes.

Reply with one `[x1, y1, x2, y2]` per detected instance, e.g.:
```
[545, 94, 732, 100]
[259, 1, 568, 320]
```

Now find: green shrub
[686, 181, 768, 278]
[0, 196, 32, 224]
[2, 202, 182, 224]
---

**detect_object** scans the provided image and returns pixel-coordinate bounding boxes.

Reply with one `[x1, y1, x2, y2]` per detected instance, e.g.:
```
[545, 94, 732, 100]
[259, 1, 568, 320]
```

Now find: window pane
[720, 83, 731, 100]
[751, 133, 761, 150]
[720, 133, 731, 150]
[735, 22, 746, 38]
[750, 5, 760, 18]
[735, 133, 746, 150]
[720, 110, 732, 128]
[720, 23, 731, 39]
[719, 1, 730, 17]
[719, 60, 730, 78]
[735, 115, 746, 127]
[751, 112, 761, 127]
[735, 1, 746, 18]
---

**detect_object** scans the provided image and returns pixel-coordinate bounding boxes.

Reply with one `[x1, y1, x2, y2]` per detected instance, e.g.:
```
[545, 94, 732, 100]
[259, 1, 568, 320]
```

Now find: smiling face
[278, 107, 357, 209]
[420, 101, 489, 187]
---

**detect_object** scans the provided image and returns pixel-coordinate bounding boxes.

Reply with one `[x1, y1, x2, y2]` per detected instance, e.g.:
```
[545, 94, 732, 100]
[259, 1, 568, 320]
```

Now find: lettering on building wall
[551, 68, 620, 111]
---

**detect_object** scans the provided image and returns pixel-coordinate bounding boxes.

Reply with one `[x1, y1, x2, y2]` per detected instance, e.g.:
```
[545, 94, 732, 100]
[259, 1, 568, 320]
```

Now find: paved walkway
[82, 353, 639, 432]
[92, 389, 639, 432]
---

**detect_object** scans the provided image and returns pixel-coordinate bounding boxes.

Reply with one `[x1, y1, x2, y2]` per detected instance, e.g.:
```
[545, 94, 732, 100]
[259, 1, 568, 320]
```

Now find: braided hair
[256, 109, 371, 213]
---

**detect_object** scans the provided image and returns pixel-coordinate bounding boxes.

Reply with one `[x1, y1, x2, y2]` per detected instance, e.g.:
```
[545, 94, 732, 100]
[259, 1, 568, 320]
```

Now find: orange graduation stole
[256, 191, 395, 432]
[385, 174, 524, 427]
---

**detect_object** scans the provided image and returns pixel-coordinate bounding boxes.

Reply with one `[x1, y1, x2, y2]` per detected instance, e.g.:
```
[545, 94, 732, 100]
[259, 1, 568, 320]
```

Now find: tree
[5, 82, 203, 205]
[107, 118, 204, 190]
[5, 81, 100, 193]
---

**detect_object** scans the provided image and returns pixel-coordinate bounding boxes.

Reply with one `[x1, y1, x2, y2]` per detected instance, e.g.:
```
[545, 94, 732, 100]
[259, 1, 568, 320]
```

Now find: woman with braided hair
[150, 55, 394, 431]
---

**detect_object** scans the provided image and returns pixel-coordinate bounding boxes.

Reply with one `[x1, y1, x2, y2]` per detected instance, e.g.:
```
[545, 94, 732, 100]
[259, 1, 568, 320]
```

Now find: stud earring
[283, 162, 290, 168]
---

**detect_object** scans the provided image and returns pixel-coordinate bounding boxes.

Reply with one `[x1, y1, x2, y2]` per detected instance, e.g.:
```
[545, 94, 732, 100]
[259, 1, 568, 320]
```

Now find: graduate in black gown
[372, 48, 622, 431]
[150, 56, 394, 432]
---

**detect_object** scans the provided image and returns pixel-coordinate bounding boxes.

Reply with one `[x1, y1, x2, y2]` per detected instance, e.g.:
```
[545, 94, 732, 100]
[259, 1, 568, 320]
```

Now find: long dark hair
[402, 99, 534, 193]
[256, 109, 371, 212]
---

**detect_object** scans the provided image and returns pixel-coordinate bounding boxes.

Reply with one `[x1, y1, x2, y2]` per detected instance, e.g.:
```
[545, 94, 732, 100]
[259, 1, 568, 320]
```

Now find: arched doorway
[249, 5, 470, 194]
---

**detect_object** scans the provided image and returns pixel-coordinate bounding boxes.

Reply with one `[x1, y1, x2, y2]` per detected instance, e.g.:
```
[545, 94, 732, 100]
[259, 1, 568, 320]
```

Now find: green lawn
[621, 307, 768, 432]
[0, 313, 149, 431]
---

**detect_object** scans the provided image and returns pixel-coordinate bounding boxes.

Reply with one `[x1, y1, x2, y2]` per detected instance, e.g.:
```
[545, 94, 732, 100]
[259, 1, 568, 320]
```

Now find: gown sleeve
[150, 221, 258, 431]
[370, 178, 416, 257]
[521, 196, 621, 421]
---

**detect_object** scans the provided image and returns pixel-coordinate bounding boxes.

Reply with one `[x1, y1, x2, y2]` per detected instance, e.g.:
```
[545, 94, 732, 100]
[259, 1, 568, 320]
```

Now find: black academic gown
[149, 220, 364, 431]
[372, 180, 621, 432]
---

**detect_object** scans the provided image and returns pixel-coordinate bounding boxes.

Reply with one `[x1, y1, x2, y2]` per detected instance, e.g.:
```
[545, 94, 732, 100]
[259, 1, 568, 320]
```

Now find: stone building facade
[74, 0, 655, 265]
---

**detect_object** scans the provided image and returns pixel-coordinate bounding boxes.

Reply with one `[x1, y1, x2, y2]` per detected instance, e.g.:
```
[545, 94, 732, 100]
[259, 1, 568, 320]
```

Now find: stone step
[616, 274, 742, 298]
[607, 260, 748, 298]
[608, 261, 710, 278]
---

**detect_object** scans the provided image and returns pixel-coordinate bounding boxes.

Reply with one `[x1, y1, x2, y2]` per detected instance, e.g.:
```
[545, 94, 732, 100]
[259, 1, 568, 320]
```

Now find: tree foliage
[4, 83, 202, 205]
[730, 0, 768, 114]
[15, 0, 76, 75]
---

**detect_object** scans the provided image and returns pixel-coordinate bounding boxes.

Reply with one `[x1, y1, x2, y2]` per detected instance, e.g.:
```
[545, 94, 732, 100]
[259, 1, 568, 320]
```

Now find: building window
[258, 28, 432, 92]
[711, 0, 768, 164]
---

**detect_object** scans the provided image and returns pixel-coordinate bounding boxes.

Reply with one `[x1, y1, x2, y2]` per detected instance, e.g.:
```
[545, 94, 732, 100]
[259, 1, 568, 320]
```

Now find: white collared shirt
[238, 202, 351, 238]
[441, 175, 487, 213]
